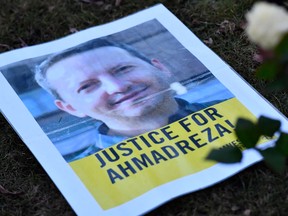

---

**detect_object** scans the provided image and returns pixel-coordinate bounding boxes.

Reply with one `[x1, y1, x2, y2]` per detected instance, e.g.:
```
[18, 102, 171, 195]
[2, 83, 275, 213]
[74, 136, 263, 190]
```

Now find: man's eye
[113, 65, 133, 75]
[78, 81, 99, 93]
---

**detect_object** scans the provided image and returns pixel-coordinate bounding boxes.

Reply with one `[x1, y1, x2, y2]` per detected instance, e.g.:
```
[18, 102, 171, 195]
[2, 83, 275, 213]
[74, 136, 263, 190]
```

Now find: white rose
[245, 2, 288, 50]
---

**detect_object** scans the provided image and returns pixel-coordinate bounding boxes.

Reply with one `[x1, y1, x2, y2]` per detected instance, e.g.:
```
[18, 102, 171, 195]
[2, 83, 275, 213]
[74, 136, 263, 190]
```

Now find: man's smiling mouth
[108, 85, 148, 107]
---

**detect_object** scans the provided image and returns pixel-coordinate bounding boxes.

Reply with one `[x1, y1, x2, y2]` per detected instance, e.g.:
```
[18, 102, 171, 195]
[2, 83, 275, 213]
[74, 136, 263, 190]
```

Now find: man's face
[46, 46, 174, 124]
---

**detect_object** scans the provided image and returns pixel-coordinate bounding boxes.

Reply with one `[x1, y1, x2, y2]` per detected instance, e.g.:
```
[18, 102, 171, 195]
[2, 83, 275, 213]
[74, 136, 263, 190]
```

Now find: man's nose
[102, 76, 129, 95]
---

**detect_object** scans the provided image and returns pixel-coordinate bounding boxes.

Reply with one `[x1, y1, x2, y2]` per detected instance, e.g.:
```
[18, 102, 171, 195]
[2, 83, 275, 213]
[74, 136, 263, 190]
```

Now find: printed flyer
[0, 4, 287, 216]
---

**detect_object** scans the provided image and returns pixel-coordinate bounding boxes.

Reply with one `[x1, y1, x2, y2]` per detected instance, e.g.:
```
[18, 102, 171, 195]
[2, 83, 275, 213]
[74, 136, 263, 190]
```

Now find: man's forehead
[81, 45, 133, 58]
[46, 46, 136, 79]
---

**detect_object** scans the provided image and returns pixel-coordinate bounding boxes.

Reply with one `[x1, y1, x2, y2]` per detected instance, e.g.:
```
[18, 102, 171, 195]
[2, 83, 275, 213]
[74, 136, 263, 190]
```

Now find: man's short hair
[35, 38, 151, 100]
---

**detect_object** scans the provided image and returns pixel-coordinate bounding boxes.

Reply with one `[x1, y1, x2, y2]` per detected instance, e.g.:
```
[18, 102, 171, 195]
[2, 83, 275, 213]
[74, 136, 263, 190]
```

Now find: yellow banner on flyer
[69, 98, 259, 210]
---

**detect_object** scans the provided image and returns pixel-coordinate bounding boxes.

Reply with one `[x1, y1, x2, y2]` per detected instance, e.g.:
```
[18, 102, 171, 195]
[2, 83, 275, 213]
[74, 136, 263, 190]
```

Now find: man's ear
[150, 58, 172, 76]
[54, 99, 86, 118]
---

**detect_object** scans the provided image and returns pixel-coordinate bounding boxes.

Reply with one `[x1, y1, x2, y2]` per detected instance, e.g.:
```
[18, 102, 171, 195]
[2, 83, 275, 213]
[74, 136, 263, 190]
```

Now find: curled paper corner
[170, 82, 187, 95]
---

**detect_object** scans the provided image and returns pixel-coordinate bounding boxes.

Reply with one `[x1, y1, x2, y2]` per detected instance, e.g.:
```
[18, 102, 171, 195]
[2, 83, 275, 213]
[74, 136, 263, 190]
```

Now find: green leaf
[259, 147, 286, 173]
[268, 55, 288, 91]
[275, 132, 288, 156]
[275, 33, 288, 56]
[206, 146, 242, 163]
[235, 118, 260, 148]
[256, 60, 278, 80]
[257, 116, 281, 137]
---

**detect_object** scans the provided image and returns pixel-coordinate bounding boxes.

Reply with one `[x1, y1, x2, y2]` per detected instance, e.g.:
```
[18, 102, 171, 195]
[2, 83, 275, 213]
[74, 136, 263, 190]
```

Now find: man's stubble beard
[107, 91, 177, 123]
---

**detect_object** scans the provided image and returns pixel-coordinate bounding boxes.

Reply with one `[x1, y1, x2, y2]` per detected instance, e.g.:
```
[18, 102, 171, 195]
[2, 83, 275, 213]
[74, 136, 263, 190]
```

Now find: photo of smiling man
[35, 37, 229, 158]
[36, 39, 177, 138]
[0, 20, 234, 163]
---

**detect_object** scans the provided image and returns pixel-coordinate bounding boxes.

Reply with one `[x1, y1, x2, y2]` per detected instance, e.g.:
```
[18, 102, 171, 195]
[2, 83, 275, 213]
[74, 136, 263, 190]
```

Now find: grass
[0, 0, 287, 215]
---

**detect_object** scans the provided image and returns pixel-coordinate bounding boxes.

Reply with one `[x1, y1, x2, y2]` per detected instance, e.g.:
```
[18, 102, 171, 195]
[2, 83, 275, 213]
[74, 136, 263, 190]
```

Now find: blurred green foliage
[207, 34, 288, 174]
